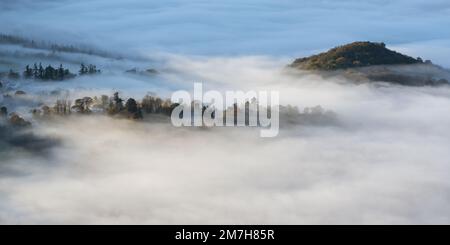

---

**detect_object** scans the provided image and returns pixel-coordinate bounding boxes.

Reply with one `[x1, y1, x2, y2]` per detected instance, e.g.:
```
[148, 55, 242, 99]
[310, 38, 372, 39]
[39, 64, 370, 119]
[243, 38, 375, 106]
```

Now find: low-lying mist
[1, 53, 450, 224]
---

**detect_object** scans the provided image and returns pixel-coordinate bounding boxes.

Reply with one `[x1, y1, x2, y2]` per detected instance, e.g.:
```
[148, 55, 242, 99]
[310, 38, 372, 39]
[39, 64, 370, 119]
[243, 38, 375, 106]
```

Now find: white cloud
[1, 55, 450, 224]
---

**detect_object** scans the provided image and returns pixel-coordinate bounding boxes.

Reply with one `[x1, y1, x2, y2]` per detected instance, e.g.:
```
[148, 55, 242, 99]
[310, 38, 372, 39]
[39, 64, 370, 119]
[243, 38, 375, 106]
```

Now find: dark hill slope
[289, 42, 449, 86]
[290, 42, 422, 70]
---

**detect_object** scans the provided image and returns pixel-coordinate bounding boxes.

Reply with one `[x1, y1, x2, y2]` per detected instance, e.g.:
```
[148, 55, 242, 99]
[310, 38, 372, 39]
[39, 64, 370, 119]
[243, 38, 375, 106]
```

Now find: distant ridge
[290, 41, 423, 70]
[0, 33, 122, 60]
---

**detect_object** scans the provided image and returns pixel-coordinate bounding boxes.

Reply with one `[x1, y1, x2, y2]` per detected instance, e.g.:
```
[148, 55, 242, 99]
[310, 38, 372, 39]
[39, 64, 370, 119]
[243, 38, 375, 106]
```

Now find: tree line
[2, 63, 101, 81]
[31, 92, 268, 125]
[32, 92, 149, 119]
[23, 63, 75, 80]
[0, 33, 121, 59]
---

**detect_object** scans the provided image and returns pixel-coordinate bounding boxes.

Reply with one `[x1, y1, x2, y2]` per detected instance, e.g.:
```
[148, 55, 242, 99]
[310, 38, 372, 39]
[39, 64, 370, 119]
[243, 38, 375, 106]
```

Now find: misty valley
[1, 0, 450, 226]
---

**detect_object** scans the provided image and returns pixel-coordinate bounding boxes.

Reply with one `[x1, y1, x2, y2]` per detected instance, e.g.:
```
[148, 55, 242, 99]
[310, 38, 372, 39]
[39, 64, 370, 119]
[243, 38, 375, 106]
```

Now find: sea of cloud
[1, 0, 450, 224]
[1, 57, 450, 224]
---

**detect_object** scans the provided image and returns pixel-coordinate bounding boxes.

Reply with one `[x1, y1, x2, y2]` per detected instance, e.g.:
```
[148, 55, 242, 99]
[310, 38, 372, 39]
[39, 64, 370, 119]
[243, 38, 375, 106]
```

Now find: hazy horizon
[1, 0, 450, 66]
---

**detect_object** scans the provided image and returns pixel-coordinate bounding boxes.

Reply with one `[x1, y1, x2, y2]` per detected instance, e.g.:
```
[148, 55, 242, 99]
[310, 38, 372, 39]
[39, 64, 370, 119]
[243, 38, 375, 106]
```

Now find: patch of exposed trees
[32, 92, 197, 121]
[78, 63, 101, 75]
[30, 91, 336, 127]
[0, 106, 32, 128]
[32, 92, 154, 120]
[23, 63, 75, 81]
[2, 63, 100, 81]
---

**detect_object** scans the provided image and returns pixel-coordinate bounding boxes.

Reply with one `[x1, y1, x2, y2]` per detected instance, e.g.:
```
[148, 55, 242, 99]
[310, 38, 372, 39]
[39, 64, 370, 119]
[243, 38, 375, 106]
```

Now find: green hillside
[290, 42, 422, 70]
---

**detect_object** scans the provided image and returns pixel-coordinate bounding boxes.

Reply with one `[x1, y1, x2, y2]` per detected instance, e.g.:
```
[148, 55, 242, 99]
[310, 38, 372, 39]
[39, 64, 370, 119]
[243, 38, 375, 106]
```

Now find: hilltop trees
[21, 63, 75, 81]
[42, 64, 74, 80]
[30, 92, 178, 121]
[8, 113, 31, 127]
[0, 105, 31, 128]
[101, 95, 109, 108]
[290, 41, 423, 70]
[108, 92, 124, 115]
[29, 91, 315, 128]
[141, 95, 173, 115]
[141, 95, 160, 113]
[125, 98, 143, 119]
[107, 93, 173, 118]
[79, 63, 101, 75]
[2, 63, 100, 81]
[72, 97, 94, 114]
[24, 65, 33, 78]
[54, 99, 72, 115]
